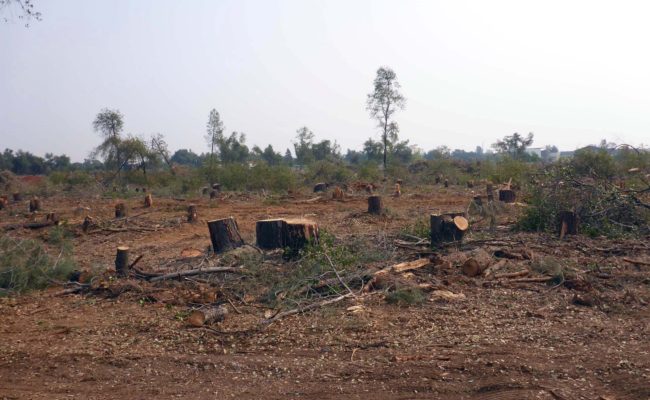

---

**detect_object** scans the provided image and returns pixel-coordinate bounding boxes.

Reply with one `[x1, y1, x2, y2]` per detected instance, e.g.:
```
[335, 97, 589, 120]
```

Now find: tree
[0, 0, 41, 26]
[366, 67, 406, 172]
[205, 109, 224, 162]
[150, 133, 174, 174]
[492, 132, 534, 159]
[293, 127, 315, 165]
[120, 136, 158, 181]
[218, 132, 249, 164]
[260, 145, 282, 166]
[283, 149, 293, 166]
[171, 149, 202, 167]
[93, 108, 125, 175]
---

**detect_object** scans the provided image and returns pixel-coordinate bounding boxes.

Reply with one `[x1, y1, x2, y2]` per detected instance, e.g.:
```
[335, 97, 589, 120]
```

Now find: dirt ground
[1, 186, 649, 399]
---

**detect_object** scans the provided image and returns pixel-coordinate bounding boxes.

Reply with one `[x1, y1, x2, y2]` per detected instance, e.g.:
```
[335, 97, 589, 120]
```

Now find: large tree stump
[444, 179, 449, 188]
[144, 194, 153, 208]
[284, 219, 319, 250]
[332, 186, 344, 201]
[207, 217, 244, 254]
[187, 305, 228, 327]
[115, 203, 127, 218]
[486, 183, 494, 202]
[256, 219, 288, 250]
[430, 212, 469, 246]
[12, 193, 22, 202]
[498, 189, 516, 203]
[559, 211, 579, 238]
[210, 190, 218, 199]
[313, 182, 328, 193]
[29, 197, 41, 212]
[201, 187, 209, 196]
[367, 195, 382, 214]
[212, 183, 221, 192]
[393, 183, 401, 197]
[187, 204, 198, 222]
[115, 246, 129, 276]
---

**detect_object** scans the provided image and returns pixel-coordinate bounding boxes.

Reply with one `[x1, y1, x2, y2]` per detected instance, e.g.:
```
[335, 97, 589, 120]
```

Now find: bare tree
[150, 133, 175, 174]
[366, 67, 406, 173]
[0, 0, 41, 26]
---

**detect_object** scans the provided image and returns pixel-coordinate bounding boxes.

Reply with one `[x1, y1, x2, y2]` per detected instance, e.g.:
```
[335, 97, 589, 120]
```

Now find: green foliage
[385, 287, 425, 306]
[0, 232, 76, 294]
[305, 160, 352, 184]
[571, 147, 616, 179]
[202, 163, 296, 192]
[489, 156, 535, 187]
[48, 171, 94, 186]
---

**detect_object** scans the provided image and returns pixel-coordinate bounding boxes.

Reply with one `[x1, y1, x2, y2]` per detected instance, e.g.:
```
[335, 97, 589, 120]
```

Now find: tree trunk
[144, 194, 153, 208]
[313, 182, 327, 193]
[256, 219, 287, 250]
[498, 189, 516, 203]
[430, 212, 469, 246]
[284, 219, 319, 250]
[367, 195, 382, 214]
[559, 210, 579, 238]
[187, 305, 228, 327]
[207, 217, 244, 254]
[187, 204, 198, 223]
[115, 246, 129, 277]
[115, 203, 127, 218]
[29, 197, 41, 212]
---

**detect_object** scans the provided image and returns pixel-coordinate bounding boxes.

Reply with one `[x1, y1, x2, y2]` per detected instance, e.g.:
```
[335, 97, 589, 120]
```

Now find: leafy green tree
[293, 126, 315, 165]
[283, 149, 293, 166]
[366, 66, 406, 172]
[171, 149, 202, 167]
[492, 132, 534, 159]
[150, 133, 174, 174]
[260, 144, 282, 166]
[218, 132, 250, 164]
[205, 109, 224, 162]
[92, 108, 125, 175]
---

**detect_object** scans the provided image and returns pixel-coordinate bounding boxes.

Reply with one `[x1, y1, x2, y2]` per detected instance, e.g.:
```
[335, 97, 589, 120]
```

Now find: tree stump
[393, 183, 401, 197]
[82, 216, 93, 233]
[0, 197, 7, 210]
[435, 176, 441, 185]
[472, 196, 483, 207]
[256, 219, 288, 250]
[486, 183, 494, 202]
[28, 197, 41, 212]
[45, 212, 59, 224]
[187, 305, 228, 327]
[212, 183, 221, 191]
[444, 179, 449, 188]
[201, 187, 209, 196]
[210, 190, 218, 199]
[284, 219, 319, 250]
[430, 212, 469, 246]
[207, 217, 244, 254]
[559, 211, 579, 238]
[144, 194, 153, 208]
[498, 189, 516, 203]
[12, 193, 22, 202]
[332, 186, 344, 201]
[115, 246, 129, 277]
[115, 203, 127, 218]
[187, 204, 198, 223]
[313, 182, 328, 193]
[367, 195, 382, 214]
[467, 180, 474, 188]
[461, 248, 493, 277]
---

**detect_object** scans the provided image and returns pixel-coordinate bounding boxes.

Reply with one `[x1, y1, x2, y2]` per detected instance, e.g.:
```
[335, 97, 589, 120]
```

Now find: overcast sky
[1, 0, 649, 161]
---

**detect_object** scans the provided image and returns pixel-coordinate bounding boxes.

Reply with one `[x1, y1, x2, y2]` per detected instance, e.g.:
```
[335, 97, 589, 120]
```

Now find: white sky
[1, 0, 649, 160]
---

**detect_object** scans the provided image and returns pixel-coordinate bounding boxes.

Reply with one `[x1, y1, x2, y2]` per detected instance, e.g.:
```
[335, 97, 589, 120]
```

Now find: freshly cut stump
[12, 193, 22, 202]
[444, 179, 449, 188]
[486, 183, 494, 202]
[187, 305, 228, 327]
[559, 210, 579, 238]
[498, 189, 516, 203]
[210, 190, 218, 199]
[144, 194, 153, 208]
[115, 203, 127, 218]
[461, 248, 493, 277]
[256, 219, 288, 250]
[313, 182, 327, 193]
[212, 183, 221, 191]
[207, 217, 244, 254]
[187, 204, 198, 223]
[115, 246, 129, 277]
[332, 186, 344, 201]
[367, 195, 382, 214]
[284, 219, 319, 250]
[430, 212, 469, 246]
[29, 197, 41, 212]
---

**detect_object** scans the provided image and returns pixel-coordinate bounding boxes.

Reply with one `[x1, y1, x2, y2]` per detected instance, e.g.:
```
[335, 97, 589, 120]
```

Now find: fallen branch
[262, 293, 354, 324]
[494, 269, 530, 279]
[623, 258, 650, 267]
[147, 266, 246, 282]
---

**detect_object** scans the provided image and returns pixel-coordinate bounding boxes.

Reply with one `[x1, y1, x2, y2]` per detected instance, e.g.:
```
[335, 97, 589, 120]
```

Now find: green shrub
[385, 287, 425, 306]
[571, 148, 617, 179]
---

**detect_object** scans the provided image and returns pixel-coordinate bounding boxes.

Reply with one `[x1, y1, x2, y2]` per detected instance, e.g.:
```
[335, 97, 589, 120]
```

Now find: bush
[385, 287, 425, 306]
[571, 148, 616, 179]
[304, 160, 353, 185]
[0, 230, 76, 294]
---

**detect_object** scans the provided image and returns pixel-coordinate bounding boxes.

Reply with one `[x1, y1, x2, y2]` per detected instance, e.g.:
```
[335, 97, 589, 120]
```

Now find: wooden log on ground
[558, 210, 578, 238]
[313, 182, 328, 193]
[187, 305, 228, 327]
[332, 186, 344, 201]
[284, 219, 319, 250]
[115, 203, 127, 218]
[498, 189, 516, 203]
[12, 192, 22, 202]
[430, 212, 469, 246]
[115, 246, 129, 277]
[144, 194, 153, 208]
[207, 217, 244, 253]
[461, 248, 493, 277]
[29, 197, 41, 212]
[256, 218, 287, 250]
[187, 204, 198, 222]
[146, 266, 245, 282]
[367, 195, 382, 214]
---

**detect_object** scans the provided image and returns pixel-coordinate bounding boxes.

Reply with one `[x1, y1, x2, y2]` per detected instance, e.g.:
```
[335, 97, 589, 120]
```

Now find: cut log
[498, 189, 516, 203]
[389, 258, 430, 273]
[558, 210, 578, 238]
[115, 203, 127, 218]
[256, 218, 287, 250]
[29, 197, 41, 212]
[187, 204, 198, 222]
[207, 217, 245, 253]
[367, 195, 382, 214]
[209, 190, 218, 199]
[144, 194, 153, 208]
[12, 193, 22, 202]
[393, 183, 401, 197]
[313, 182, 328, 193]
[284, 219, 319, 250]
[212, 183, 221, 191]
[444, 179, 449, 188]
[187, 305, 228, 327]
[430, 212, 469, 246]
[115, 246, 129, 277]
[461, 248, 493, 277]
[332, 186, 344, 201]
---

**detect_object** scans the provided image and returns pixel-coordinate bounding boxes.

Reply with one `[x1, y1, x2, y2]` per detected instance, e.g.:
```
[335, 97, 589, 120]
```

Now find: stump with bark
[210, 190, 218, 199]
[115, 246, 129, 276]
[430, 212, 469, 246]
[498, 189, 516, 203]
[187, 204, 198, 223]
[115, 203, 127, 218]
[29, 197, 41, 212]
[256, 219, 288, 250]
[486, 183, 494, 202]
[144, 194, 153, 208]
[393, 183, 401, 197]
[444, 179, 449, 188]
[284, 219, 319, 250]
[82, 216, 93, 233]
[212, 183, 221, 191]
[207, 217, 244, 254]
[332, 186, 344, 201]
[558, 210, 579, 238]
[367, 195, 382, 214]
[313, 182, 328, 193]
[45, 212, 59, 224]
[201, 187, 209, 196]
[12, 193, 21, 202]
